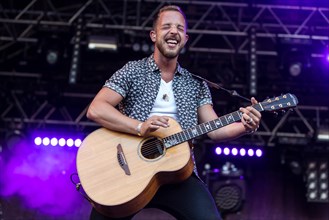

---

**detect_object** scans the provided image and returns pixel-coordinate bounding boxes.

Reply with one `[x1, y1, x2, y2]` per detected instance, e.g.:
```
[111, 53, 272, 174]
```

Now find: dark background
[0, 0, 328, 219]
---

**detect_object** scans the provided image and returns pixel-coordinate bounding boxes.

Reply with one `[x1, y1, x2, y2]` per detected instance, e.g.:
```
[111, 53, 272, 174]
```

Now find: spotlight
[88, 35, 118, 51]
[141, 43, 149, 53]
[46, 50, 58, 65]
[223, 147, 230, 155]
[316, 126, 329, 142]
[239, 148, 246, 156]
[132, 43, 141, 52]
[289, 62, 302, 77]
[33, 136, 82, 148]
[215, 147, 222, 155]
[305, 160, 329, 203]
[5, 128, 25, 151]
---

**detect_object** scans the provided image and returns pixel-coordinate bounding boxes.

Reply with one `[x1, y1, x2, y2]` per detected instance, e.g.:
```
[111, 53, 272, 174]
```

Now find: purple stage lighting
[67, 138, 74, 147]
[240, 148, 246, 156]
[224, 147, 230, 155]
[34, 137, 42, 146]
[248, 149, 254, 157]
[231, 148, 238, 156]
[256, 149, 263, 157]
[59, 138, 66, 146]
[42, 137, 50, 146]
[0, 139, 89, 218]
[50, 138, 58, 146]
[33, 135, 84, 148]
[214, 146, 263, 158]
[74, 139, 82, 147]
[215, 147, 222, 155]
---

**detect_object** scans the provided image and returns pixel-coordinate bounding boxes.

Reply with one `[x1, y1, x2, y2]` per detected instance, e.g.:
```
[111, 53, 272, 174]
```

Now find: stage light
[33, 136, 83, 148]
[46, 50, 58, 65]
[289, 62, 302, 77]
[132, 42, 141, 51]
[305, 160, 329, 203]
[215, 147, 222, 155]
[247, 149, 254, 157]
[141, 43, 149, 53]
[240, 148, 246, 156]
[88, 35, 118, 51]
[74, 139, 82, 147]
[316, 127, 329, 142]
[256, 149, 263, 157]
[214, 146, 263, 158]
[59, 138, 66, 147]
[249, 27, 257, 95]
[67, 139, 74, 147]
[34, 137, 42, 146]
[50, 138, 58, 146]
[231, 148, 238, 156]
[42, 138, 50, 146]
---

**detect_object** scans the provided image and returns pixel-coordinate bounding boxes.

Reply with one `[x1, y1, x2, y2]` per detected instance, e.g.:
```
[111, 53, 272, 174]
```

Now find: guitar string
[140, 123, 219, 156]
[140, 113, 244, 156]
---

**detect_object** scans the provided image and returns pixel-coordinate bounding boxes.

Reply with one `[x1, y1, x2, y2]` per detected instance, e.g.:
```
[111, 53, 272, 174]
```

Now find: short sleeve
[103, 62, 133, 98]
[198, 80, 213, 107]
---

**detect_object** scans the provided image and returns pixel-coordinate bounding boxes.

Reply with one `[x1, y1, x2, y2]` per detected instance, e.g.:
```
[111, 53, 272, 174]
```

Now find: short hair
[152, 5, 188, 29]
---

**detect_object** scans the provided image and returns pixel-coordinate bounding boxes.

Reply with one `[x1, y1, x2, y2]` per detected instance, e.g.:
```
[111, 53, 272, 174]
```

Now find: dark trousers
[90, 174, 222, 220]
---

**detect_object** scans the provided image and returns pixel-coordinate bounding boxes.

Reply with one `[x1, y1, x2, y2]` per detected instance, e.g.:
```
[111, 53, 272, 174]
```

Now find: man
[87, 5, 261, 220]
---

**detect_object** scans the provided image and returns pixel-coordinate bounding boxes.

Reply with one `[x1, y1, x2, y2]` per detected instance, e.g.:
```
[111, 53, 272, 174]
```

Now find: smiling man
[87, 5, 261, 220]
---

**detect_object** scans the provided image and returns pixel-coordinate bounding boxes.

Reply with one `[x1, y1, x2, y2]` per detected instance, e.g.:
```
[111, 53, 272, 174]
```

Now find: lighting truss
[0, 0, 329, 60]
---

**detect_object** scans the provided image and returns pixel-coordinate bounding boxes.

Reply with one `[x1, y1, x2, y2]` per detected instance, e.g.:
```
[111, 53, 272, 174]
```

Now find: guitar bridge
[117, 144, 131, 175]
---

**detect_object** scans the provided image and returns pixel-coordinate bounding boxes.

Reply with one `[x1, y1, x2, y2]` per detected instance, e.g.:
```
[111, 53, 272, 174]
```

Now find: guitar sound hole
[140, 137, 165, 160]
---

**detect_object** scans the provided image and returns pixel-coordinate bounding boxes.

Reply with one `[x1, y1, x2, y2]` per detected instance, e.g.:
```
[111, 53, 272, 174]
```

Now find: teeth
[167, 39, 177, 44]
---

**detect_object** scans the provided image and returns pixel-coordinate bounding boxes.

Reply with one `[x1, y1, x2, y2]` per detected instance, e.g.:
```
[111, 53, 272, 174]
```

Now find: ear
[150, 30, 156, 42]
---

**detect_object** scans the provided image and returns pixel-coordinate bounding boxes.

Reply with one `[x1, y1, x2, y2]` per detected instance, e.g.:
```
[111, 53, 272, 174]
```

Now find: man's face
[151, 10, 189, 59]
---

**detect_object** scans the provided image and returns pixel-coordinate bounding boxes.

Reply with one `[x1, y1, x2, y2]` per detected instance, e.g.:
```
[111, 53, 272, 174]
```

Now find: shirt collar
[147, 53, 186, 76]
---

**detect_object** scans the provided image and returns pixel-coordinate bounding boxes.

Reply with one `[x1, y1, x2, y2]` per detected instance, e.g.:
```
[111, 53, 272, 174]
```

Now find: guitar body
[76, 118, 194, 218]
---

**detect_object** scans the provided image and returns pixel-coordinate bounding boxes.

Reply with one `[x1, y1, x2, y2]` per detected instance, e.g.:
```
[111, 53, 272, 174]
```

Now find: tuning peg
[281, 110, 286, 114]
[273, 111, 279, 117]
[289, 108, 294, 112]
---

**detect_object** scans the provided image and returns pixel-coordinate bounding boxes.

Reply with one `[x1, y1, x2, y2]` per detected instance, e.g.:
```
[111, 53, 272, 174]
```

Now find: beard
[155, 39, 184, 59]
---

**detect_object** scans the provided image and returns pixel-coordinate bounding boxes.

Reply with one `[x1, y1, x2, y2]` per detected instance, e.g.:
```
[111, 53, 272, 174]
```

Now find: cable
[70, 173, 93, 203]
[190, 73, 251, 102]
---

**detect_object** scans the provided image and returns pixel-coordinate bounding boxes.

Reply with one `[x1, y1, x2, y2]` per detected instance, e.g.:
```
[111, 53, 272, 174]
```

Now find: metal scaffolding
[0, 0, 328, 147]
[1, 0, 328, 57]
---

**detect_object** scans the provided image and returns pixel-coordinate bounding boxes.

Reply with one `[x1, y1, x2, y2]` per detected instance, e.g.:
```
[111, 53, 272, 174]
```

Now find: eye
[162, 24, 171, 29]
[177, 26, 185, 31]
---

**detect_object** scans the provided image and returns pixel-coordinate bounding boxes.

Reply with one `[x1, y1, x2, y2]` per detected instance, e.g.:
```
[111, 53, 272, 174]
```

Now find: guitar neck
[163, 103, 264, 148]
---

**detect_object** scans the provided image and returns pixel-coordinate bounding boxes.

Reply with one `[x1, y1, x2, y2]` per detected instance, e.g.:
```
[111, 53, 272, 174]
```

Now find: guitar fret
[163, 94, 298, 148]
[200, 124, 206, 134]
[221, 117, 227, 126]
[214, 118, 222, 128]
[205, 122, 211, 131]
[178, 132, 185, 142]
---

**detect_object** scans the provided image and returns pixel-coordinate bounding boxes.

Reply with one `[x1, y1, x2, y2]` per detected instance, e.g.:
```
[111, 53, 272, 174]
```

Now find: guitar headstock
[260, 93, 299, 113]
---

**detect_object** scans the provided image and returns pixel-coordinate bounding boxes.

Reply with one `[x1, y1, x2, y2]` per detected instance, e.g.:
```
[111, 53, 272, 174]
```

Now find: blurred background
[0, 0, 328, 219]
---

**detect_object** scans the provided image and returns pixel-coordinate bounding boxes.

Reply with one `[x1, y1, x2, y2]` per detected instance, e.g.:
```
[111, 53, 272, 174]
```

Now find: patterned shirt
[104, 54, 213, 130]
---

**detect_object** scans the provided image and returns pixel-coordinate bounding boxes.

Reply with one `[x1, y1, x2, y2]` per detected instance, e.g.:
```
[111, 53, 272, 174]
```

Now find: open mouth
[166, 39, 178, 47]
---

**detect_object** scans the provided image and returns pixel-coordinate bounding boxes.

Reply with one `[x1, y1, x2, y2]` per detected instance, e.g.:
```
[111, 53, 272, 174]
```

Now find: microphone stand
[190, 73, 251, 102]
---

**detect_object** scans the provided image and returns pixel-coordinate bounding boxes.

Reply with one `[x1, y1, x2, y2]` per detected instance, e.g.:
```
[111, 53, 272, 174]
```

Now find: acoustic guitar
[76, 93, 298, 217]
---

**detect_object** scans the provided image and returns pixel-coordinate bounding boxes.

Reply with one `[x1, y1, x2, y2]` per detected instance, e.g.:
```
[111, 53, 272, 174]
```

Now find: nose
[169, 25, 179, 34]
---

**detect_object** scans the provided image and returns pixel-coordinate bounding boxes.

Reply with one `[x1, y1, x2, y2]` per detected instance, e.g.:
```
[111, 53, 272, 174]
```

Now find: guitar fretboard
[163, 103, 263, 148]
